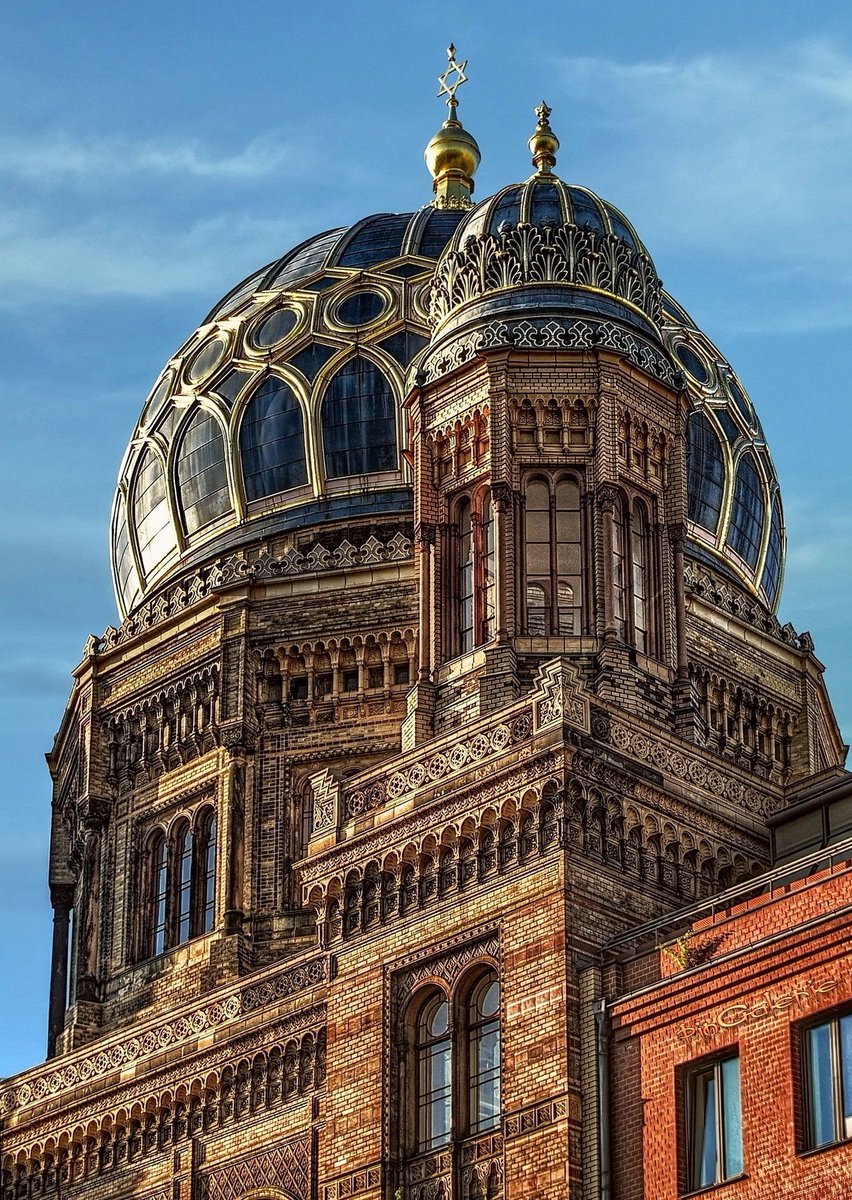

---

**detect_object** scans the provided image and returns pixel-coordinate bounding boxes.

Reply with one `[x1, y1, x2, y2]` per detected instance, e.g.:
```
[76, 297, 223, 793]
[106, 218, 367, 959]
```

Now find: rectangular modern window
[804, 1012, 852, 1149]
[686, 1054, 743, 1191]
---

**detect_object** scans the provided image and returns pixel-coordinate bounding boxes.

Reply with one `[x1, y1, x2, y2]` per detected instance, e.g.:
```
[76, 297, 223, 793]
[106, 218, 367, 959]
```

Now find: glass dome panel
[687, 413, 725, 534]
[336, 291, 386, 326]
[322, 357, 397, 478]
[528, 179, 564, 227]
[488, 188, 521, 234]
[675, 344, 709, 384]
[113, 499, 141, 612]
[762, 497, 783, 607]
[337, 214, 410, 267]
[239, 377, 308, 501]
[417, 210, 466, 259]
[726, 453, 765, 569]
[567, 188, 606, 236]
[133, 448, 176, 578]
[176, 410, 231, 534]
[187, 336, 226, 385]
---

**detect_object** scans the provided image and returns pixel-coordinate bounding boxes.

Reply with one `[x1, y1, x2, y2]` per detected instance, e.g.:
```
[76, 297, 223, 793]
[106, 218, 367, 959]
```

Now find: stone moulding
[90, 529, 414, 656]
[429, 221, 664, 331]
[684, 558, 811, 651]
[0, 956, 327, 1116]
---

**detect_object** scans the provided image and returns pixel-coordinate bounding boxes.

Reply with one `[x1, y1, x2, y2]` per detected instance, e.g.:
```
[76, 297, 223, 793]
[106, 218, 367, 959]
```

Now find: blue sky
[1, 1, 851, 1075]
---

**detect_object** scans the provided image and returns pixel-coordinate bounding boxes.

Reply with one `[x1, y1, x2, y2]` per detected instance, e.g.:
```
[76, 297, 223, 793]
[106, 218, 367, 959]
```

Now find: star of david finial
[437, 43, 468, 112]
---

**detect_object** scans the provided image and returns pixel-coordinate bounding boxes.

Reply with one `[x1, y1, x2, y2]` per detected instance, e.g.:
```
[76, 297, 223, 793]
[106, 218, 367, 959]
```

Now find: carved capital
[596, 485, 618, 514]
[415, 522, 437, 546]
[668, 521, 687, 548]
[220, 723, 256, 759]
[50, 882, 76, 911]
[491, 482, 514, 509]
[80, 795, 111, 831]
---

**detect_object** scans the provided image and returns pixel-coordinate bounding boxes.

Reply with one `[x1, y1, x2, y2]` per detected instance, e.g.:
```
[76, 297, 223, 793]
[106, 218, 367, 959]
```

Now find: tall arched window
[143, 807, 217, 960]
[726, 452, 765, 569]
[176, 825, 193, 945]
[239, 376, 308, 501]
[151, 833, 168, 957]
[198, 810, 217, 935]
[403, 970, 502, 1189]
[416, 993, 452, 1151]
[761, 497, 783, 608]
[523, 476, 582, 635]
[613, 496, 655, 655]
[687, 412, 725, 534]
[176, 409, 231, 533]
[322, 357, 397, 478]
[133, 447, 176, 578]
[468, 975, 501, 1134]
[455, 490, 495, 656]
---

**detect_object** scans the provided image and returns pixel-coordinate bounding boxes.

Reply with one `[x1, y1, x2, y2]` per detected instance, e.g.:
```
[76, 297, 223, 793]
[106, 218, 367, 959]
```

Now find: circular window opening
[675, 343, 709, 384]
[336, 291, 386, 326]
[252, 307, 298, 350]
[187, 336, 226, 384]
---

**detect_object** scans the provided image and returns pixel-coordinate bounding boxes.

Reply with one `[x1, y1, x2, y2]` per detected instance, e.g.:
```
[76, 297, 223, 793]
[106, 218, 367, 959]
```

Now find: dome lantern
[424, 44, 481, 210]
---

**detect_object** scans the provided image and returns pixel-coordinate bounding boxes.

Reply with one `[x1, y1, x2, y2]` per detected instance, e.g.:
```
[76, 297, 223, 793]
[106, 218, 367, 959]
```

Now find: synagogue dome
[111, 104, 784, 621]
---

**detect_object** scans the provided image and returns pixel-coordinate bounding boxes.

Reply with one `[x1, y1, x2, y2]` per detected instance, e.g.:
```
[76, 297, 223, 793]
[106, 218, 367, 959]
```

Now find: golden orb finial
[425, 44, 480, 210]
[529, 100, 559, 175]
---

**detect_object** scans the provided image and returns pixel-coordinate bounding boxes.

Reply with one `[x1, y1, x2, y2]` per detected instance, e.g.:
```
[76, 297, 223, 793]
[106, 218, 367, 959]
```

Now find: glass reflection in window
[726, 453, 765, 569]
[176, 410, 231, 534]
[240, 377, 308, 501]
[687, 1055, 743, 1190]
[322, 357, 397, 478]
[469, 976, 501, 1134]
[417, 994, 452, 1151]
[133, 448, 176, 578]
[687, 412, 725, 534]
[805, 1012, 852, 1148]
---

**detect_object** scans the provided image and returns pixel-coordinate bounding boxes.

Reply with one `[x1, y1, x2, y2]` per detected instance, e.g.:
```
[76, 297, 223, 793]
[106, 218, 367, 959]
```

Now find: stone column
[597, 486, 618, 644]
[47, 883, 74, 1057]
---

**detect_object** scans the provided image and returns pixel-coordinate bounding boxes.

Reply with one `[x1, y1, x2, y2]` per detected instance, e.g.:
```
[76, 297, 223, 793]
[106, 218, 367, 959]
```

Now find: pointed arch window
[322, 356, 397, 478]
[761, 497, 784, 608]
[151, 833, 168, 957]
[176, 409, 231, 533]
[112, 497, 141, 614]
[199, 810, 217, 934]
[239, 376, 308, 501]
[726, 452, 765, 569]
[687, 412, 725, 534]
[523, 475, 582, 635]
[133, 448, 176, 578]
[176, 824, 193, 944]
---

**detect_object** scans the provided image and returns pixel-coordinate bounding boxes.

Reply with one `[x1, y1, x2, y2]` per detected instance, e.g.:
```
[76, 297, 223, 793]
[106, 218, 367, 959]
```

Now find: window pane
[687, 412, 725, 534]
[417, 994, 452, 1150]
[470, 976, 501, 1134]
[133, 449, 176, 578]
[152, 838, 167, 956]
[177, 829, 193, 944]
[176, 410, 231, 534]
[240, 377, 308, 500]
[690, 1067, 718, 1190]
[761, 498, 783, 607]
[726, 453, 765, 569]
[322, 357, 397, 478]
[721, 1055, 743, 1177]
[808, 1023, 836, 1148]
[203, 817, 216, 934]
[632, 505, 648, 653]
[459, 502, 473, 653]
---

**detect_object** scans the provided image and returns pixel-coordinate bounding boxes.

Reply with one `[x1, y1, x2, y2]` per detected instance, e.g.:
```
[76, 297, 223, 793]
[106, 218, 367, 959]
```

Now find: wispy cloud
[0, 132, 293, 184]
[558, 40, 852, 332]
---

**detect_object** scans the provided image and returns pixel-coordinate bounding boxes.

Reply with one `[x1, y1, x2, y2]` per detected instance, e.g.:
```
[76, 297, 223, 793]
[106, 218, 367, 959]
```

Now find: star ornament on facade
[437, 43, 468, 108]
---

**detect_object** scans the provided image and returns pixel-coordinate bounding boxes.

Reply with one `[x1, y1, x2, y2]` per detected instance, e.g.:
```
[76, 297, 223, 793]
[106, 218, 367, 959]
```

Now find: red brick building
[1, 74, 849, 1200]
[606, 781, 852, 1199]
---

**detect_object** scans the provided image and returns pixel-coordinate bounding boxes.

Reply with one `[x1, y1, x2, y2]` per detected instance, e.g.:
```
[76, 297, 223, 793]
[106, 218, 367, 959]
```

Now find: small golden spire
[529, 100, 559, 175]
[425, 44, 480, 209]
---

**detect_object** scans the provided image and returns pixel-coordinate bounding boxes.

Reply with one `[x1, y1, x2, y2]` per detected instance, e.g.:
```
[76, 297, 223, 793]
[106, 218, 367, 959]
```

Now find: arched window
[403, 971, 502, 1188]
[322, 357, 397, 478]
[761, 497, 783, 608]
[523, 476, 582, 636]
[112, 497, 141, 614]
[176, 409, 231, 533]
[632, 501, 649, 653]
[150, 833, 168, 957]
[416, 993, 452, 1151]
[239, 377, 308, 501]
[455, 491, 495, 656]
[143, 806, 217, 960]
[687, 412, 725, 534]
[613, 496, 655, 655]
[198, 810, 217, 935]
[726, 453, 765, 569]
[133, 447, 176, 578]
[176, 824, 193, 945]
[468, 974, 501, 1134]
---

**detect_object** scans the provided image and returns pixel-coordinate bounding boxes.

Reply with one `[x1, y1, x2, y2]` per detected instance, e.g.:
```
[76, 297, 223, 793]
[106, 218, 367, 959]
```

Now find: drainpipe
[593, 997, 612, 1200]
